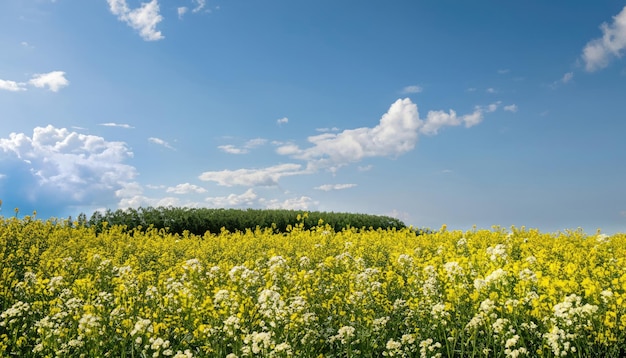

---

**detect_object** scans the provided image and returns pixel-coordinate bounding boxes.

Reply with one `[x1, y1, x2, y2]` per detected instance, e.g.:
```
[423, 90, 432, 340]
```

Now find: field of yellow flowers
[1, 214, 625, 357]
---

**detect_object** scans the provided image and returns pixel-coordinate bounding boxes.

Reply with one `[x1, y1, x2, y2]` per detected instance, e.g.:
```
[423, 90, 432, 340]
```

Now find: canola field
[1, 215, 626, 357]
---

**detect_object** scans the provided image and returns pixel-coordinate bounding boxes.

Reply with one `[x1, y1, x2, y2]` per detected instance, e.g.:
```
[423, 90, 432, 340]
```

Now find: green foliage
[82, 207, 407, 235]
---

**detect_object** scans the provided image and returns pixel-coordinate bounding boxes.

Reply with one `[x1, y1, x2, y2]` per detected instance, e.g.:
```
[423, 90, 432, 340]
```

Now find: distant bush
[77, 207, 407, 235]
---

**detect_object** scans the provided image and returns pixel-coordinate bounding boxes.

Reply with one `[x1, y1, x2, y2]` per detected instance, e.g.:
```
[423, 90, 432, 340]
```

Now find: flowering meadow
[1, 214, 626, 357]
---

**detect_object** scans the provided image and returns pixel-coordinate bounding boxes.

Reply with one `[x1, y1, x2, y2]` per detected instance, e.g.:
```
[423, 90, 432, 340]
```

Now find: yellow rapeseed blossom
[1, 217, 625, 357]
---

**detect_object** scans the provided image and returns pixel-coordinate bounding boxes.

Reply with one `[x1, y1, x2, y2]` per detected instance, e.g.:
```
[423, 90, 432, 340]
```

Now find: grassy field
[1, 215, 625, 357]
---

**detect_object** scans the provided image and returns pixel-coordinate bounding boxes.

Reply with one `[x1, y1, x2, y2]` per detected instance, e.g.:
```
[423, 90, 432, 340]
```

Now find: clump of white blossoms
[486, 244, 508, 261]
[331, 325, 356, 345]
[242, 331, 273, 356]
[443, 261, 464, 280]
[183, 258, 203, 273]
[543, 294, 599, 357]
[419, 338, 442, 358]
[474, 268, 508, 291]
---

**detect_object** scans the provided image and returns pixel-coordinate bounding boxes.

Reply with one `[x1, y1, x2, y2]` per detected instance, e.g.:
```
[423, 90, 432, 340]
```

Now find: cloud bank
[199, 163, 304, 187]
[0, 125, 137, 214]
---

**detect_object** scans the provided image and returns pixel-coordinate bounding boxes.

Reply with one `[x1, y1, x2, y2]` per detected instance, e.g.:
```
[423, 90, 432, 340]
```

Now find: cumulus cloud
[260, 196, 316, 210]
[116, 182, 212, 209]
[277, 98, 421, 171]
[99, 122, 134, 129]
[177, 6, 188, 19]
[199, 163, 304, 187]
[0, 79, 26, 92]
[401, 85, 423, 94]
[582, 6, 626, 71]
[314, 184, 357, 191]
[276, 98, 492, 171]
[166, 183, 207, 194]
[148, 137, 174, 149]
[419, 108, 483, 135]
[107, 0, 164, 41]
[2, 72, 69, 92]
[0, 125, 137, 213]
[205, 189, 258, 207]
[28, 71, 69, 92]
[276, 117, 289, 125]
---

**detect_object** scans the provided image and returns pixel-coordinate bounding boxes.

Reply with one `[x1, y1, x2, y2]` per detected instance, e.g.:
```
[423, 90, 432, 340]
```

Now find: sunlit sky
[1, 0, 626, 233]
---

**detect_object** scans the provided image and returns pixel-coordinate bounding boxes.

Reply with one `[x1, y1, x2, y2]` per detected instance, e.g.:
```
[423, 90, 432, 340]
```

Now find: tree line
[74, 207, 408, 235]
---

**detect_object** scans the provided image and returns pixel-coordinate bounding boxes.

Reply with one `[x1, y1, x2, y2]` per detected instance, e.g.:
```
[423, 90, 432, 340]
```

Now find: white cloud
[497, 69, 510, 74]
[107, 0, 164, 41]
[0, 79, 26, 92]
[28, 71, 69, 92]
[219, 138, 267, 154]
[275, 143, 300, 156]
[419, 105, 486, 135]
[358, 164, 373, 172]
[199, 163, 304, 187]
[99, 122, 134, 129]
[486, 88, 497, 94]
[260, 196, 316, 210]
[166, 183, 207, 194]
[0, 125, 137, 203]
[117, 194, 186, 210]
[192, 0, 206, 13]
[218, 145, 247, 154]
[205, 189, 258, 207]
[277, 117, 289, 125]
[401, 85, 423, 94]
[246, 138, 267, 147]
[148, 137, 174, 149]
[277, 98, 492, 171]
[314, 183, 357, 191]
[278, 98, 421, 171]
[582, 6, 626, 71]
[177, 6, 188, 19]
[504, 104, 518, 112]
[2, 72, 69, 92]
[117, 182, 208, 209]
[485, 101, 500, 113]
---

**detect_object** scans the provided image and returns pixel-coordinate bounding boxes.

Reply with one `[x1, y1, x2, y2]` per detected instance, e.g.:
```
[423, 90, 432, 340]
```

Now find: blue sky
[1, 0, 626, 233]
